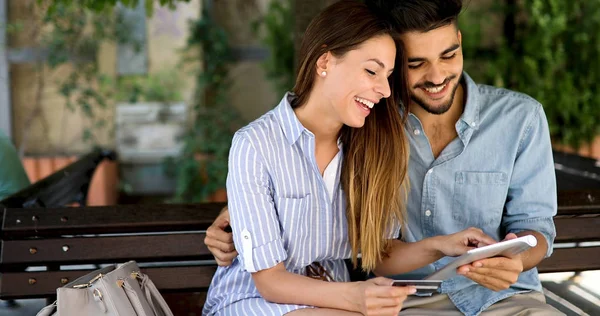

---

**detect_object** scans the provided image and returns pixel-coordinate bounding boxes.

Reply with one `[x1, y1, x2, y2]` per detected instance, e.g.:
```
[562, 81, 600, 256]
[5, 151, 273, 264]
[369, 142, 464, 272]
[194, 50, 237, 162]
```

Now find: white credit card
[392, 279, 442, 295]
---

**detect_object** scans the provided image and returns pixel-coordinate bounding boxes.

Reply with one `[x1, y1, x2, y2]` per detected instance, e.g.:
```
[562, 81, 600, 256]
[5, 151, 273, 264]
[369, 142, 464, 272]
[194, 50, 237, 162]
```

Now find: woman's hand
[350, 277, 415, 316]
[434, 227, 497, 257]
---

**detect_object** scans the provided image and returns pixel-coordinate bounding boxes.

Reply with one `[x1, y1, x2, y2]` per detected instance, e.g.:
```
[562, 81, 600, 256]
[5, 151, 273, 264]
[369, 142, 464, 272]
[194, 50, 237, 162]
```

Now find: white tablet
[424, 235, 537, 281]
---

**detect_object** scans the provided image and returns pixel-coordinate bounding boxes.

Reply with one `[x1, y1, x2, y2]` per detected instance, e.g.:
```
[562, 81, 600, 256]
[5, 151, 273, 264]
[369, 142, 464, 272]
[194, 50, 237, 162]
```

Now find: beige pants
[399, 291, 565, 316]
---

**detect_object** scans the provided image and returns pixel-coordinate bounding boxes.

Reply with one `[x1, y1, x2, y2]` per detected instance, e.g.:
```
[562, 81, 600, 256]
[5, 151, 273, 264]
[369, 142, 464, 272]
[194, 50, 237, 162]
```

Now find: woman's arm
[374, 227, 497, 276]
[373, 238, 442, 277]
[252, 262, 415, 314]
[227, 134, 413, 313]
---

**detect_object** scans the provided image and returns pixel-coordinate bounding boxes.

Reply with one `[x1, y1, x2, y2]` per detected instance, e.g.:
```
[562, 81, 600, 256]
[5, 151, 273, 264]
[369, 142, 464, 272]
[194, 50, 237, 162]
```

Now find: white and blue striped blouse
[203, 93, 400, 315]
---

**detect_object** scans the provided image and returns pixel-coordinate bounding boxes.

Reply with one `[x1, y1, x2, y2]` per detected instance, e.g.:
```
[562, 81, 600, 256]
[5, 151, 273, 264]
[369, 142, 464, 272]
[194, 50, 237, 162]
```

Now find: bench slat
[538, 246, 600, 273]
[1, 233, 212, 265]
[0, 265, 217, 299]
[1, 203, 225, 237]
[557, 190, 600, 216]
[554, 216, 600, 242]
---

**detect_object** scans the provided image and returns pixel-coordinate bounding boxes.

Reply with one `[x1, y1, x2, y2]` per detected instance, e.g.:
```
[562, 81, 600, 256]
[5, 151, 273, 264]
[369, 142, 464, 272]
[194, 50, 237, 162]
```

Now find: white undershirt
[322, 151, 341, 202]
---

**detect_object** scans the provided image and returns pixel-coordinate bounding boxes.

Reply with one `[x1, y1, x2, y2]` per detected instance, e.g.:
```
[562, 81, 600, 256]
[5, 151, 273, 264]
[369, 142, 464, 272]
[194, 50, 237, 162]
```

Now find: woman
[203, 1, 494, 315]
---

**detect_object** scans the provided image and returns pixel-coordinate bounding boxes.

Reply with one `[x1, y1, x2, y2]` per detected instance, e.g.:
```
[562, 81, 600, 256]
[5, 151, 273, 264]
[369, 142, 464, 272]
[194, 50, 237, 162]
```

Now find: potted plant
[112, 70, 188, 195]
[169, 7, 244, 203]
[15, 1, 129, 206]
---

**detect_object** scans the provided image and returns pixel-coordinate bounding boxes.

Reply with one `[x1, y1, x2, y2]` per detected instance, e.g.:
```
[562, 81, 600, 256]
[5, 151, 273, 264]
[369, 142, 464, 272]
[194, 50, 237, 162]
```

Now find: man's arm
[375, 227, 496, 277]
[515, 230, 547, 271]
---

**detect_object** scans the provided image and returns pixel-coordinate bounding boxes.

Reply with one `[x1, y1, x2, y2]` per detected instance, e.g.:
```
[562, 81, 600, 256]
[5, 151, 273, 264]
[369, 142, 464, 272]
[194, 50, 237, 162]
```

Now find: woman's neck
[293, 93, 341, 145]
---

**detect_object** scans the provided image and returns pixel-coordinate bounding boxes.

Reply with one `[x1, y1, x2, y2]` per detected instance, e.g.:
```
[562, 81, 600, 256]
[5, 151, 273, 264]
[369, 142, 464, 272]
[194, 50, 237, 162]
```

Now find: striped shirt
[203, 93, 400, 315]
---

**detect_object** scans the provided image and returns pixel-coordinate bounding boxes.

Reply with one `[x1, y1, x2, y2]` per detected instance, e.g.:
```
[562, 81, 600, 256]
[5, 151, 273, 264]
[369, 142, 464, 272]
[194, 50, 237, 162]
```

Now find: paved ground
[0, 299, 46, 316]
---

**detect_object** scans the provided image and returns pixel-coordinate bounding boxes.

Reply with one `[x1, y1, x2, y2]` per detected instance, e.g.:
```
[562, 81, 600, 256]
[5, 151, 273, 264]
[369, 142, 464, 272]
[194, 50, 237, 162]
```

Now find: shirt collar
[275, 92, 305, 145]
[459, 72, 481, 130]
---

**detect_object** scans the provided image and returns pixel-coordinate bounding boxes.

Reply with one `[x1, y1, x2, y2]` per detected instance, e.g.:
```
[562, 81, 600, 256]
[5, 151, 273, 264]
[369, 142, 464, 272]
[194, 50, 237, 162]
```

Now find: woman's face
[321, 34, 396, 128]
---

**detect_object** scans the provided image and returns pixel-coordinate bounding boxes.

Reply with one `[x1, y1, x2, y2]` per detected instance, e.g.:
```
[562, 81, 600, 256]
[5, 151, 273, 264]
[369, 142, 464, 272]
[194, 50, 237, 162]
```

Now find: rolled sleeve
[502, 105, 557, 258]
[227, 133, 287, 272]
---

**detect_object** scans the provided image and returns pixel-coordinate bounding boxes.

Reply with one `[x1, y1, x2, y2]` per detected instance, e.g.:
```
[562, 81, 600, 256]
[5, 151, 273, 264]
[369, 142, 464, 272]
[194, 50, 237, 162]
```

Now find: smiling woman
[201, 1, 414, 315]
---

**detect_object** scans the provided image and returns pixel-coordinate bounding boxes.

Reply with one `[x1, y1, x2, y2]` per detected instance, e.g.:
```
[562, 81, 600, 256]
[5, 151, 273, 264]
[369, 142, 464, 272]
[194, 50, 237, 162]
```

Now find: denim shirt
[399, 73, 557, 316]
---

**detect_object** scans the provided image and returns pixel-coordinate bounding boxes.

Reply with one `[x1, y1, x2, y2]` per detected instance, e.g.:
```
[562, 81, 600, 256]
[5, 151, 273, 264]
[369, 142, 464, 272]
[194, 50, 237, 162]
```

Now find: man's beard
[411, 74, 462, 115]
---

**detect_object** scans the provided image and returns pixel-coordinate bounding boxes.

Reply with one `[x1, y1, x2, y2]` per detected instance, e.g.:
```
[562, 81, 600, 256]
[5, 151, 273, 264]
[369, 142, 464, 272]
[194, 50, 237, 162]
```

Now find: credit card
[392, 279, 442, 295]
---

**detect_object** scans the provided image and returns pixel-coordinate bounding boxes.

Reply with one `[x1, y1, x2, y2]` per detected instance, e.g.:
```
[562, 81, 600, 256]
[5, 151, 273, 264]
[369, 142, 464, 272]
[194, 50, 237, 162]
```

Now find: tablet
[424, 235, 537, 280]
[392, 280, 442, 295]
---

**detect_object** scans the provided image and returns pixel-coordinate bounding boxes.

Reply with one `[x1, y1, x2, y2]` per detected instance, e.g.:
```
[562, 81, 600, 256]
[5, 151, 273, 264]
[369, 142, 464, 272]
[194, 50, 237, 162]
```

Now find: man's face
[401, 24, 464, 115]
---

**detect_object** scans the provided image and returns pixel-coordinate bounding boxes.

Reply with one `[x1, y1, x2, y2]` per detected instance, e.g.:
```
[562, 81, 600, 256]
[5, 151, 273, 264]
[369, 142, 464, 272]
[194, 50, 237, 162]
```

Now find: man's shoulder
[473, 84, 544, 128]
[476, 83, 541, 112]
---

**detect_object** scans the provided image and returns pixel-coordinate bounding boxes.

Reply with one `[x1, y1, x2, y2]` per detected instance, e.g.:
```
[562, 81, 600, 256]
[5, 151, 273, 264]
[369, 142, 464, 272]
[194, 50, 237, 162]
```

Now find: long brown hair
[292, 0, 411, 273]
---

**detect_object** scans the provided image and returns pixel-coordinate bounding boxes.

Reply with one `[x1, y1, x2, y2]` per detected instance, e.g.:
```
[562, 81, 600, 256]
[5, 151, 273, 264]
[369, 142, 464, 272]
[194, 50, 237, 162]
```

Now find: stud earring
[321, 71, 327, 77]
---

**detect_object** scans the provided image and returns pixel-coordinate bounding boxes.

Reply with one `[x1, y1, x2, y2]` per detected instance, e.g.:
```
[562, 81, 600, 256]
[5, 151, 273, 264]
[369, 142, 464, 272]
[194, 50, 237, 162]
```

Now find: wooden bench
[0, 150, 598, 315]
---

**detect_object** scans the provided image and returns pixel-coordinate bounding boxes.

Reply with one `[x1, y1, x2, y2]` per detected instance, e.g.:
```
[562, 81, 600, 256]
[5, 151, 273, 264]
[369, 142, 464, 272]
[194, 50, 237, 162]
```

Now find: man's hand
[435, 227, 497, 257]
[457, 233, 524, 291]
[204, 207, 237, 266]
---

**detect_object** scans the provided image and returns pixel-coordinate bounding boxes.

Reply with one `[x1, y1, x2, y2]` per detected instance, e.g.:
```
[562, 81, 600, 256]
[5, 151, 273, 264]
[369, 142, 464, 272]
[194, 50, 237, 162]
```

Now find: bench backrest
[0, 150, 598, 299]
[0, 203, 223, 299]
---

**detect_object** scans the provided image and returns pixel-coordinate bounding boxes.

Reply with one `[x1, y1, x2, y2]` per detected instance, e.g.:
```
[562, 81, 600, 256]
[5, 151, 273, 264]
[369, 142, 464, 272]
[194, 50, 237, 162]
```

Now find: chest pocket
[452, 171, 508, 228]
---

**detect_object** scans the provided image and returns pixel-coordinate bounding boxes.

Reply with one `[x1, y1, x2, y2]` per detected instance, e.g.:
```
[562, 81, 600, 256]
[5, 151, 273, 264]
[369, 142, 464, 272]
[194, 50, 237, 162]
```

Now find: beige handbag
[37, 261, 173, 316]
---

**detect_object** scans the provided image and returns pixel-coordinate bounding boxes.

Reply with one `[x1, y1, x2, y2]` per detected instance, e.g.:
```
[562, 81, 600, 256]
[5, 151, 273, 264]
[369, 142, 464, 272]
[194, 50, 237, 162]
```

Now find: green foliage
[110, 70, 185, 103]
[38, 2, 140, 145]
[169, 7, 243, 202]
[43, 0, 191, 16]
[460, 0, 600, 147]
[252, 0, 295, 95]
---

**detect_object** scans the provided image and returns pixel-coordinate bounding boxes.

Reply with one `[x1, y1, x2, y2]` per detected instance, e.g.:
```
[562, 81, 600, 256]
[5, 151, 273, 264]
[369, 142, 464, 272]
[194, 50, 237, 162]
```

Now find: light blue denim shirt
[398, 72, 557, 316]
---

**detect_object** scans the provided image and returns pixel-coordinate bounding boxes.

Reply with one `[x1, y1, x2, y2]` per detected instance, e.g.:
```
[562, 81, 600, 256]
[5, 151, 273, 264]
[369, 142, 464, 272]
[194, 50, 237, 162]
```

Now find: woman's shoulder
[232, 107, 288, 155]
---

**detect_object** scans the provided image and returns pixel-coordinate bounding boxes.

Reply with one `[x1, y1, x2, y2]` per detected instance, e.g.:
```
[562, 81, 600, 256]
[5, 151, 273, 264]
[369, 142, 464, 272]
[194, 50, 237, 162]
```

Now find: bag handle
[36, 301, 57, 316]
[135, 272, 174, 316]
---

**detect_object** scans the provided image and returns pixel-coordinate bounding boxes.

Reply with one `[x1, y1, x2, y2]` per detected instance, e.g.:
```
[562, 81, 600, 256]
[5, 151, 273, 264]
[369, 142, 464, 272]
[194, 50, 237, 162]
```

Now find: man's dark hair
[367, 0, 463, 33]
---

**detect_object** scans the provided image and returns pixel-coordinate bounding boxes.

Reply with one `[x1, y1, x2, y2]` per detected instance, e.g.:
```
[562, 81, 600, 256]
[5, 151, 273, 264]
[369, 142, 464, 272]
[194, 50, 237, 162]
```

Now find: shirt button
[413, 129, 421, 135]
[470, 122, 477, 127]
[427, 169, 433, 175]
[425, 210, 432, 217]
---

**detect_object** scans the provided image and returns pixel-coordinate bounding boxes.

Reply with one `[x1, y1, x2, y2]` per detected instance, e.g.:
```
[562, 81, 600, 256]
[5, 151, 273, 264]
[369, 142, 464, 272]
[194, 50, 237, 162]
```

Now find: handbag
[37, 261, 174, 316]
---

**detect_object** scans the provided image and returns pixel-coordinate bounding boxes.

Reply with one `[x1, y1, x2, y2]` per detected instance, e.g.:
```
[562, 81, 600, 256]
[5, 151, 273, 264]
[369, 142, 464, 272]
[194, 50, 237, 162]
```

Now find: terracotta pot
[21, 156, 119, 206]
[553, 135, 600, 160]
[209, 188, 227, 202]
[194, 153, 227, 202]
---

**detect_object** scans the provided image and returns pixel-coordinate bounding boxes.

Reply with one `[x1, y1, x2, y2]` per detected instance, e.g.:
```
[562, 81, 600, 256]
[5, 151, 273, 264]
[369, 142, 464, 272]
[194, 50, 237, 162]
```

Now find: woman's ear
[316, 51, 330, 76]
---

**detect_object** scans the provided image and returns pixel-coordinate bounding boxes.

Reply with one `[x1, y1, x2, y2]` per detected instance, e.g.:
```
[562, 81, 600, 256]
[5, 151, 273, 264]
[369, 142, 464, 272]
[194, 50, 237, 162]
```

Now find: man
[0, 130, 30, 201]
[204, 0, 562, 315]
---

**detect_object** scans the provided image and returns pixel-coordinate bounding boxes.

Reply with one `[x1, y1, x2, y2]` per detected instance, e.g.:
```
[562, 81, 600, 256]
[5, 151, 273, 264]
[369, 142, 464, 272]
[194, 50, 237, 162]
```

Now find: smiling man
[383, 0, 562, 315]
